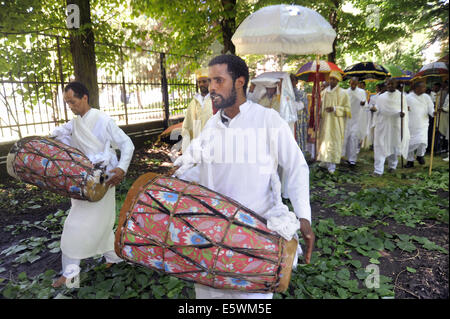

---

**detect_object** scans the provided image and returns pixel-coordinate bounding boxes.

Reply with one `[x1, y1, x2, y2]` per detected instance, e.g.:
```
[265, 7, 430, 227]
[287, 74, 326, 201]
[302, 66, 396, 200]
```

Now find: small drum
[7, 136, 109, 202]
[115, 172, 297, 293]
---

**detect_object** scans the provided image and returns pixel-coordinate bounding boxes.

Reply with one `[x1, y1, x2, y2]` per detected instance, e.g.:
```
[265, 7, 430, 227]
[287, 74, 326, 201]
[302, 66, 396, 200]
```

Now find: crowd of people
[182, 67, 449, 177]
[45, 54, 447, 300]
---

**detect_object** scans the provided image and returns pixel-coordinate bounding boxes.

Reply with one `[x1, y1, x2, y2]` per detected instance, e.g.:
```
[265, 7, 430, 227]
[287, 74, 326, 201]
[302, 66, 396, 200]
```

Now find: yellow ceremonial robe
[258, 94, 281, 113]
[181, 94, 213, 152]
[317, 86, 351, 164]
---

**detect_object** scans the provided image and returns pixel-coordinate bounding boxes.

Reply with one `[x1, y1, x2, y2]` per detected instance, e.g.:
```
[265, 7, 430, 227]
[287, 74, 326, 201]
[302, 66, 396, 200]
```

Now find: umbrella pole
[314, 55, 320, 161]
[429, 94, 441, 176]
[400, 84, 404, 168]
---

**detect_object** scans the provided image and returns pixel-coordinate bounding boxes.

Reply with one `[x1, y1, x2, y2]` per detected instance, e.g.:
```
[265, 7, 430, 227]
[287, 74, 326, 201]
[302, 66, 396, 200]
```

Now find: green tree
[67, 0, 99, 108]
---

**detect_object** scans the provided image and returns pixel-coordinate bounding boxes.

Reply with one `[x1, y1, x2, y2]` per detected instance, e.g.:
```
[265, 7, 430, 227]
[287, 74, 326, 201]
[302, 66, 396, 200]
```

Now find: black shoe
[416, 156, 425, 165]
[345, 160, 356, 168]
[404, 161, 414, 168]
[370, 172, 382, 177]
[387, 168, 396, 173]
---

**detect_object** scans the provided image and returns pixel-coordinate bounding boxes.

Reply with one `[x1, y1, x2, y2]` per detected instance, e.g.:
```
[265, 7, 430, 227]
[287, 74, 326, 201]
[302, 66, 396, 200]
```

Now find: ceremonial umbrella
[295, 60, 343, 82]
[232, 4, 336, 160]
[343, 62, 390, 81]
[232, 4, 336, 56]
[384, 64, 413, 81]
[412, 61, 448, 79]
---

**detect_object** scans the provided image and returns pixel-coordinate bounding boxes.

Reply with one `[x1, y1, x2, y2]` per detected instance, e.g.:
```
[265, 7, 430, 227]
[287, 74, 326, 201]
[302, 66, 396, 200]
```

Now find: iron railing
[0, 32, 197, 143]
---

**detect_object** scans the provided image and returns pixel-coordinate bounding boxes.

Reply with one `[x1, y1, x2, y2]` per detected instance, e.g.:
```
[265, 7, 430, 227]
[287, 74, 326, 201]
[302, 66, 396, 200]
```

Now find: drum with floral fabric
[115, 172, 297, 293]
[6, 136, 108, 202]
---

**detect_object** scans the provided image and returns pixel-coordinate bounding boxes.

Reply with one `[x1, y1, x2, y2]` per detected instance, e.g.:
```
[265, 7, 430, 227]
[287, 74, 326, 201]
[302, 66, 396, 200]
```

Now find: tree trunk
[67, 0, 99, 109]
[327, 1, 340, 63]
[220, 0, 236, 55]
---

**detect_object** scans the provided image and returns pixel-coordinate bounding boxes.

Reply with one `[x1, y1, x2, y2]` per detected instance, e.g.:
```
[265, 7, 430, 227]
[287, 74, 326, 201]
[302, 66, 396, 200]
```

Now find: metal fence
[0, 32, 196, 143]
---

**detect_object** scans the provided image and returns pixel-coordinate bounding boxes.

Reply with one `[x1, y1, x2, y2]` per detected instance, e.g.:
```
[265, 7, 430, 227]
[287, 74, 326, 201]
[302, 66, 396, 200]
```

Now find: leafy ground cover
[0, 144, 448, 299]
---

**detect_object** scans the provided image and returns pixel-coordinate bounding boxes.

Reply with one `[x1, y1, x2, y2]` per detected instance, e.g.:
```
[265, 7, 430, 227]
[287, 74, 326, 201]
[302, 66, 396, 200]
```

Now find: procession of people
[2, 2, 448, 302]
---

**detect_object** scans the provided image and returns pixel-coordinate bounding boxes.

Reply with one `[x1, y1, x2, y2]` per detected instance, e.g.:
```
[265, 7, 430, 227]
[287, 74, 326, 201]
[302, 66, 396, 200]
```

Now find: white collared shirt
[175, 100, 311, 223]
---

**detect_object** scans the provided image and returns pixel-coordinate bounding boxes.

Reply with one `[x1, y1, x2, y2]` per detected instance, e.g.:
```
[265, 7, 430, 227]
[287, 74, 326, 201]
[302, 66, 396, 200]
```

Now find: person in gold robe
[181, 68, 213, 153]
[258, 82, 281, 113]
[317, 71, 351, 173]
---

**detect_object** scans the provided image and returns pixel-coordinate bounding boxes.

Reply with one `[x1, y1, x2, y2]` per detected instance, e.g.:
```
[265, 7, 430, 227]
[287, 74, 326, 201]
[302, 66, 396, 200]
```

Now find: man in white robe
[371, 78, 409, 176]
[365, 83, 386, 148]
[50, 82, 135, 287]
[174, 55, 314, 299]
[342, 77, 368, 166]
[405, 81, 435, 167]
[440, 93, 449, 161]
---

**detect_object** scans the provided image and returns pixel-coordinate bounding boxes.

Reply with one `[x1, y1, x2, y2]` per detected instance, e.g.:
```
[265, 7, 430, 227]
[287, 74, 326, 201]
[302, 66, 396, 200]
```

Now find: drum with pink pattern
[115, 172, 297, 293]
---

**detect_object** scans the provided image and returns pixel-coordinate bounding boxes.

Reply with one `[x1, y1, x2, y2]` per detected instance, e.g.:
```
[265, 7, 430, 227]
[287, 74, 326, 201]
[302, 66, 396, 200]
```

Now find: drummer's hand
[325, 107, 334, 113]
[106, 167, 125, 187]
[299, 218, 315, 264]
[168, 166, 179, 177]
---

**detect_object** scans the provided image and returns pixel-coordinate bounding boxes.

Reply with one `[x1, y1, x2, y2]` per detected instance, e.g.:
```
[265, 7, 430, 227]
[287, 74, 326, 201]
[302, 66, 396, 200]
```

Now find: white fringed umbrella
[232, 4, 336, 160]
[231, 4, 336, 56]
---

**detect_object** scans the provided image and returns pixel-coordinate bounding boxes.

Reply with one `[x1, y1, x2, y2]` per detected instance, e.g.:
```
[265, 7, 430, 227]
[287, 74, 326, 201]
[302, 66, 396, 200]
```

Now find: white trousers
[307, 143, 315, 159]
[407, 143, 426, 161]
[61, 250, 122, 277]
[374, 153, 398, 175]
[195, 284, 273, 299]
[343, 133, 360, 164]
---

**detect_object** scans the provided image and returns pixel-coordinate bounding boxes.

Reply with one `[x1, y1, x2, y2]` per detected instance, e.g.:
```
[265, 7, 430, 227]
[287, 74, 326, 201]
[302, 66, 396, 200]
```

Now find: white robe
[342, 87, 368, 161]
[373, 90, 410, 160]
[51, 108, 134, 259]
[365, 93, 381, 145]
[443, 94, 449, 140]
[406, 92, 434, 147]
[174, 100, 311, 299]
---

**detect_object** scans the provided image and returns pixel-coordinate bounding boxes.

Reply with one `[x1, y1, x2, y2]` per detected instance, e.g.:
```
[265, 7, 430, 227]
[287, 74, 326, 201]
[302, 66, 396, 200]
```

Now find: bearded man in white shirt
[173, 54, 315, 299]
[50, 81, 135, 288]
[405, 81, 435, 168]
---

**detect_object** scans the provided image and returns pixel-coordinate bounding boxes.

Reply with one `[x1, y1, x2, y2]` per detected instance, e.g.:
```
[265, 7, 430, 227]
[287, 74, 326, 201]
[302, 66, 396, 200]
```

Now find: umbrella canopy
[343, 62, 389, 81]
[385, 64, 413, 81]
[295, 60, 343, 82]
[249, 71, 298, 123]
[412, 61, 448, 79]
[232, 4, 336, 56]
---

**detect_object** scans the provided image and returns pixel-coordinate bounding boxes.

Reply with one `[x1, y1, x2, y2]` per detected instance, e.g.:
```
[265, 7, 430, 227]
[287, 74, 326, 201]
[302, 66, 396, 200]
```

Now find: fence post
[56, 36, 68, 122]
[120, 47, 129, 125]
[160, 52, 170, 129]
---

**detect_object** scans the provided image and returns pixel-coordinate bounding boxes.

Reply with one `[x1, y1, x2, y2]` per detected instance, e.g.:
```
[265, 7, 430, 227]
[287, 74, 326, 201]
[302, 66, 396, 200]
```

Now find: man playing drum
[50, 81, 135, 288]
[174, 55, 315, 299]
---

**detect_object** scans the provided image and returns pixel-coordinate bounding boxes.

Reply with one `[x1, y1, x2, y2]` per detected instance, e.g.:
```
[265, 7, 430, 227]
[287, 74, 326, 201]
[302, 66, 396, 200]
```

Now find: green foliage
[3, 209, 68, 235]
[323, 168, 449, 227]
[0, 182, 69, 213]
[1, 261, 194, 299]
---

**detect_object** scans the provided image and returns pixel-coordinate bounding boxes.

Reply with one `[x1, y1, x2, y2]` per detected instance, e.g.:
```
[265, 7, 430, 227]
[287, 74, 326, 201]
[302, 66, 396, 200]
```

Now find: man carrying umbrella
[405, 81, 435, 168]
[317, 71, 351, 173]
[370, 78, 410, 176]
[342, 77, 368, 167]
